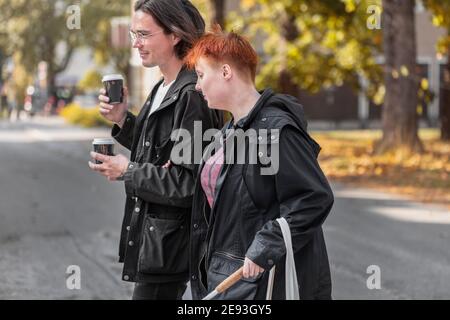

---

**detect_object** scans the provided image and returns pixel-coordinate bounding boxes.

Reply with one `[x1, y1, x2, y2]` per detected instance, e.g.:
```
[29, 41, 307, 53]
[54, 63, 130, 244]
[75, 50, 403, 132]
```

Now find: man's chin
[142, 60, 156, 68]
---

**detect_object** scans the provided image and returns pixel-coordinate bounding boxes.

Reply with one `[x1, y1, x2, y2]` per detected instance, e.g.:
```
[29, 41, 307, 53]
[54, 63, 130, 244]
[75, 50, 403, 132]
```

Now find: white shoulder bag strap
[265, 217, 300, 300]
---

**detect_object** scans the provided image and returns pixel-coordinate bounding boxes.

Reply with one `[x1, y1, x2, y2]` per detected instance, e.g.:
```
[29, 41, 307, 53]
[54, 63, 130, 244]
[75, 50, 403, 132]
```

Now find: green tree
[199, 0, 381, 99]
[81, 0, 131, 80]
[234, 0, 425, 154]
[231, 0, 383, 100]
[0, 2, 13, 84]
[0, 0, 81, 100]
[78, 69, 102, 92]
[0, 0, 130, 103]
[423, 0, 450, 140]
[191, 0, 227, 29]
[0, 33, 10, 85]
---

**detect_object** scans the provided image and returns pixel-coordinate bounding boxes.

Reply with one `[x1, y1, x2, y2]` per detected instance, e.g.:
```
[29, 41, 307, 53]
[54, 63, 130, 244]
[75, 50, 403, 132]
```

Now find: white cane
[202, 266, 244, 300]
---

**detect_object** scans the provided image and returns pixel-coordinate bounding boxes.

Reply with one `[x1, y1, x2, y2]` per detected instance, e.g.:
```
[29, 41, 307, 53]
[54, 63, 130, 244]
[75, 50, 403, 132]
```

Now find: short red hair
[184, 27, 258, 82]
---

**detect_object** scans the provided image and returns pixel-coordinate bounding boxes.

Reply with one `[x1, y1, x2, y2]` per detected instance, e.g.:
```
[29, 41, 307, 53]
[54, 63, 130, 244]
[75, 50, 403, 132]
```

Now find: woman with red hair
[186, 29, 334, 300]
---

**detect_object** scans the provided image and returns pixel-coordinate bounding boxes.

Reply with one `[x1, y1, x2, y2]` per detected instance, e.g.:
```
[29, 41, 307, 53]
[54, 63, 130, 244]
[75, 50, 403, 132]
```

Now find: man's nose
[132, 39, 142, 49]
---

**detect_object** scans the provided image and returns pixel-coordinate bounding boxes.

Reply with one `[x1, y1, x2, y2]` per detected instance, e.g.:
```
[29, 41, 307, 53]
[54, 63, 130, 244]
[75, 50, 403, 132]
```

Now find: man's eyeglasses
[129, 30, 163, 43]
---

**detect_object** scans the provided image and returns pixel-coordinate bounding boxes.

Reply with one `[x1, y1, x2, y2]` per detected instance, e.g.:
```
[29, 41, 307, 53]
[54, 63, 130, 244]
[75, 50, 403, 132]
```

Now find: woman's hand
[242, 257, 264, 278]
[98, 87, 129, 125]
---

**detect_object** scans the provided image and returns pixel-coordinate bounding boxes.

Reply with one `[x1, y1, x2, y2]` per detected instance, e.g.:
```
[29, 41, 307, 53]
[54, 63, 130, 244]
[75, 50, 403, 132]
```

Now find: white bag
[265, 217, 300, 300]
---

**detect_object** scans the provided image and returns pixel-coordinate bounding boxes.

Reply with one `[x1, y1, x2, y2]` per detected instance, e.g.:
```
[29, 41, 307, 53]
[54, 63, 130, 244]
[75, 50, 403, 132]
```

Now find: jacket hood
[236, 88, 321, 158]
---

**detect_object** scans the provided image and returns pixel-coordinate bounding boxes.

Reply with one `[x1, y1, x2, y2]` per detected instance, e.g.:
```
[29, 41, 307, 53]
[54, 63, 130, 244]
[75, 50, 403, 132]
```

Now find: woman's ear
[222, 64, 232, 80]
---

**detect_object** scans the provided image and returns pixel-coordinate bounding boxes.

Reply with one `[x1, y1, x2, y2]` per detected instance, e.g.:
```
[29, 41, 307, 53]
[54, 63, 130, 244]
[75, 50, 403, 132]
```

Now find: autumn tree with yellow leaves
[232, 0, 435, 154]
[423, 0, 450, 141]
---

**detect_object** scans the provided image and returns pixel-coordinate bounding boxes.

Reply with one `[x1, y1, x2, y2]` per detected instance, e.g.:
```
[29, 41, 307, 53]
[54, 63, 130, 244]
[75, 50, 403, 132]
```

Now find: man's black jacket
[112, 67, 220, 283]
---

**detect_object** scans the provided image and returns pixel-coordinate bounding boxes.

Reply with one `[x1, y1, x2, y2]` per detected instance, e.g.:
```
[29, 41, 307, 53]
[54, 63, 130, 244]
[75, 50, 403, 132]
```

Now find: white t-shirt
[142, 80, 175, 148]
[148, 80, 175, 117]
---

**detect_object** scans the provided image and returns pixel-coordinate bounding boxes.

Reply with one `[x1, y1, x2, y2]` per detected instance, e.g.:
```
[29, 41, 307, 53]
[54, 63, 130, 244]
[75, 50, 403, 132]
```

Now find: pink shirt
[200, 147, 225, 208]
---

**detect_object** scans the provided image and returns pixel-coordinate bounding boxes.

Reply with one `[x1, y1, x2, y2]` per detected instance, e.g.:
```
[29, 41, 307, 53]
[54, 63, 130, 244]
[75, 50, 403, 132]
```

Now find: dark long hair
[134, 0, 206, 59]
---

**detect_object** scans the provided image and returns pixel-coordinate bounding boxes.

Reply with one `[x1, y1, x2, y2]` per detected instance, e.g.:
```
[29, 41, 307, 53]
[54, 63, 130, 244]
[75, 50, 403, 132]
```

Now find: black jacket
[189, 89, 334, 299]
[112, 67, 220, 284]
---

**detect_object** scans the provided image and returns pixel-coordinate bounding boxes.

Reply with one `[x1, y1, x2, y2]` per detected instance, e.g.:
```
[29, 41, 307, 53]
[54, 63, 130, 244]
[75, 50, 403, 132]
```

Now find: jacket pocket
[207, 251, 264, 300]
[137, 215, 189, 274]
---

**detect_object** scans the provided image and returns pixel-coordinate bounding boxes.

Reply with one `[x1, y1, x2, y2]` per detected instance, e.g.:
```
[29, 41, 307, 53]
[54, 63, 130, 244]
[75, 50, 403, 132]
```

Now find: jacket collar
[198, 88, 276, 170]
[232, 88, 275, 129]
[150, 65, 197, 115]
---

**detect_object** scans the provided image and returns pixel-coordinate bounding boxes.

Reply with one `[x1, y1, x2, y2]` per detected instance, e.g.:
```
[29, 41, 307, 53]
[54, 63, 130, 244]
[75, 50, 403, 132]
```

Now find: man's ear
[222, 64, 232, 80]
[172, 34, 181, 46]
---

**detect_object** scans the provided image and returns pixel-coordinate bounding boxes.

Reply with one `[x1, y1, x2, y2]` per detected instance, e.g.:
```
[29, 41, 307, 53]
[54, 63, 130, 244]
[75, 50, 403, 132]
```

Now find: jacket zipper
[205, 249, 245, 271]
[201, 128, 232, 273]
[215, 251, 245, 261]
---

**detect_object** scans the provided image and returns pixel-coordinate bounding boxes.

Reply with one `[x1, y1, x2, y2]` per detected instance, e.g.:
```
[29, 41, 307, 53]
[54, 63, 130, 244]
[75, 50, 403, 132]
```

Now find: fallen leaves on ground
[312, 129, 450, 209]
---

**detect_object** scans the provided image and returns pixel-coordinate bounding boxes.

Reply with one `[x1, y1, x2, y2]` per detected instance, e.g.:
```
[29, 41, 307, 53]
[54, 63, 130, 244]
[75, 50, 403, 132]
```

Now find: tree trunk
[278, 70, 301, 99]
[376, 0, 423, 154]
[0, 50, 5, 85]
[210, 0, 225, 29]
[277, 14, 301, 98]
[44, 38, 74, 114]
[209, 0, 227, 125]
[46, 64, 57, 114]
[441, 41, 450, 140]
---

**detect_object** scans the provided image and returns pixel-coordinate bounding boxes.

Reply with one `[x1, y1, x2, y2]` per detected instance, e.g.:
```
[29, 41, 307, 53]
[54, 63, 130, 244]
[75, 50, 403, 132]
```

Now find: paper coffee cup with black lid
[102, 74, 124, 105]
[92, 138, 115, 164]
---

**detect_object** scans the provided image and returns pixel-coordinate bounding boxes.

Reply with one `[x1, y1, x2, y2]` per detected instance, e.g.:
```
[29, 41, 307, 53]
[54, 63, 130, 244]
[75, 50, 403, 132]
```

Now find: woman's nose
[195, 82, 201, 92]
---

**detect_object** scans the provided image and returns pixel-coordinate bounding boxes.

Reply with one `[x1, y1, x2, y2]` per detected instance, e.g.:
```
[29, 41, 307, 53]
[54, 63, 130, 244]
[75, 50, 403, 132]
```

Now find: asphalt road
[0, 117, 449, 299]
[326, 187, 450, 299]
[0, 117, 133, 299]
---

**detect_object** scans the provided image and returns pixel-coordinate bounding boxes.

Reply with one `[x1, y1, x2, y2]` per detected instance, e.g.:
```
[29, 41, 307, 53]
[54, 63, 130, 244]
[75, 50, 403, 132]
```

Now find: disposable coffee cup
[92, 138, 115, 164]
[102, 74, 124, 105]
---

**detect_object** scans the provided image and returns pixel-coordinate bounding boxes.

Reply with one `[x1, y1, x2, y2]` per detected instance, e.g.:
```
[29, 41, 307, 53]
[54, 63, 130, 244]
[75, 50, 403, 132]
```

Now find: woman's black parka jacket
[189, 88, 334, 300]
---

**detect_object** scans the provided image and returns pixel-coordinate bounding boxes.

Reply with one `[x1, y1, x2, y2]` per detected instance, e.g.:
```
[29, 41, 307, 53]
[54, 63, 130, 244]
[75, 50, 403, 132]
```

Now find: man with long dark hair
[89, 0, 220, 299]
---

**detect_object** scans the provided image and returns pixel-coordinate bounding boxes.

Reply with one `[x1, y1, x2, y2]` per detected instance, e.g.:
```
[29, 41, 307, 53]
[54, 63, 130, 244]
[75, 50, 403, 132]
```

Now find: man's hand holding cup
[99, 74, 128, 126]
[92, 74, 130, 181]
[89, 150, 130, 182]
